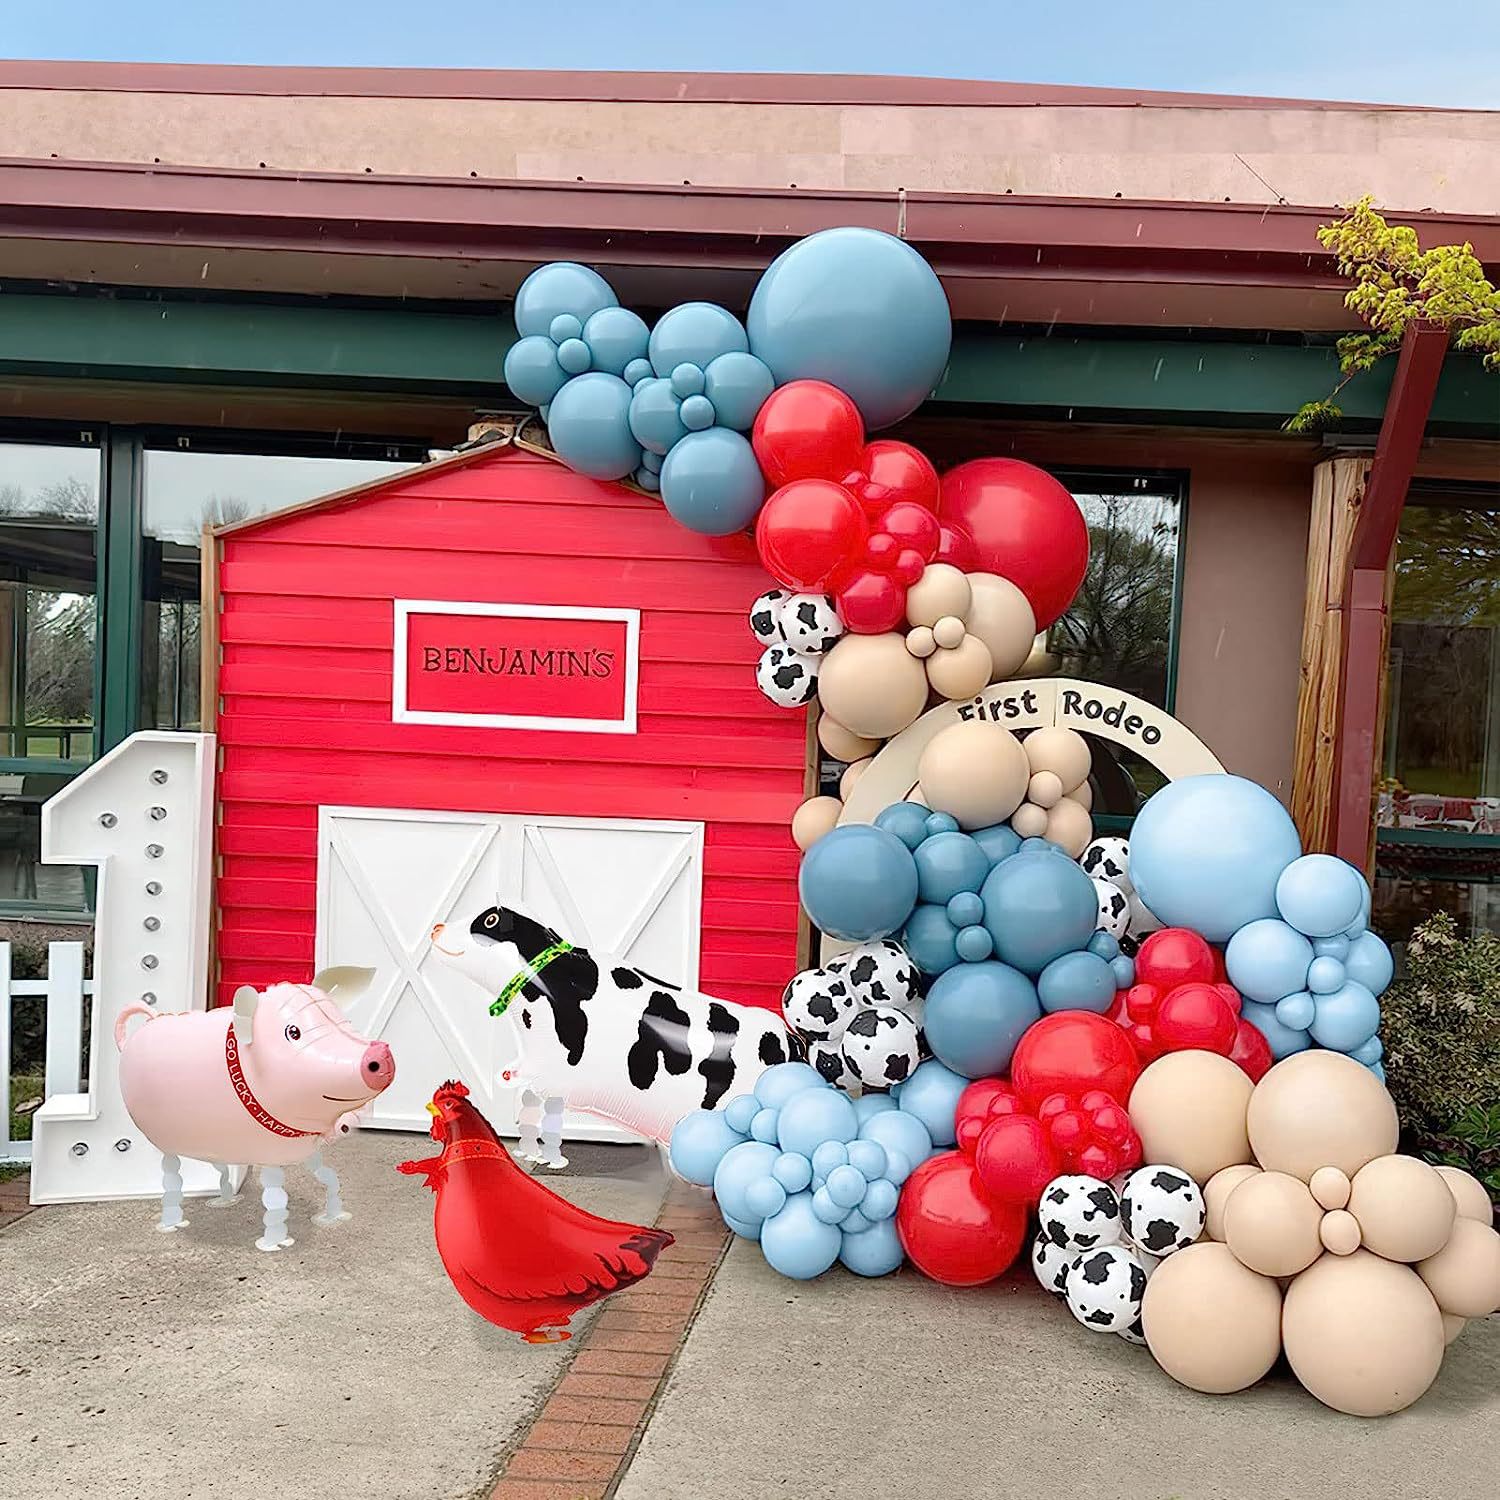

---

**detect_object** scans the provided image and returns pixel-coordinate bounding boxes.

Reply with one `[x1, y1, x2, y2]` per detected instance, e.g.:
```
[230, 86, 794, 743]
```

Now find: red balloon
[934, 523, 976, 571]
[936, 458, 1089, 629]
[859, 440, 940, 511]
[1135, 928, 1218, 991]
[1009, 1011, 1141, 1111]
[876, 501, 941, 560]
[1229, 1019, 1273, 1082]
[755, 479, 867, 591]
[955, 1077, 1015, 1135]
[832, 569, 907, 633]
[974, 1113, 1060, 1207]
[895, 1152, 1029, 1286]
[1155, 983, 1240, 1055]
[752, 381, 866, 488]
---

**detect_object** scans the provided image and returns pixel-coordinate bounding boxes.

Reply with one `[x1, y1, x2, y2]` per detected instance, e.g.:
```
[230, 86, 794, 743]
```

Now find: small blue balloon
[754, 1061, 825, 1109]
[971, 824, 1022, 866]
[1308, 980, 1380, 1052]
[634, 466, 661, 493]
[853, 1093, 898, 1123]
[840, 1216, 904, 1276]
[1366, 1060, 1386, 1084]
[1225, 918, 1315, 1004]
[514, 261, 617, 339]
[840, 1207, 873, 1235]
[750, 1107, 781, 1144]
[981, 851, 1098, 976]
[1088, 931, 1121, 961]
[947, 891, 984, 928]
[1129, 775, 1302, 942]
[1350, 1034, 1384, 1067]
[546, 371, 640, 480]
[777, 1087, 859, 1158]
[723, 1210, 762, 1240]
[669, 362, 706, 398]
[581, 305, 650, 377]
[955, 924, 994, 963]
[713, 1140, 781, 1223]
[660, 428, 767, 536]
[772, 1152, 814, 1193]
[826, 1164, 868, 1209]
[875, 802, 931, 851]
[903, 904, 960, 976]
[1020, 837, 1054, 854]
[678, 393, 716, 431]
[1344, 932, 1394, 996]
[549, 314, 584, 343]
[669, 1109, 744, 1186]
[915, 831, 990, 906]
[1110, 955, 1136, 989]
[703, 350, 775, 430]
[810, 1186, 846, 1225]
[882, 1148, 912, 1185]
[1276, 854, 1368, 939]
[1239, 999, 1313, 1060]
[810, 1140, 849, 1178]
[723, 1095, 760, 1134]
[847, 1139, 887, 1180]
[761, 1192, 843, 1279]
[745, 1176, 787, 1219]
[638, 448, 664, 474]
[1275, 991, 1317, 1031]
[623, 357, 654, 387]
[503, 334, 570, 407]
[925, 813, 961, 836]
[556, 337, 592, 374]
[860, 1104, 936, 1167]
[799, 825, 920, 942]
[1037, 950, 1117, 1015]
[860, 1178, 899, 1221]
[628, 376, 690, 456]
[650, 301, 748, 376]
[1306, 956, 1346, 995]
[1313, 935, 1351, 961]
[924, 961, 1041, 1078]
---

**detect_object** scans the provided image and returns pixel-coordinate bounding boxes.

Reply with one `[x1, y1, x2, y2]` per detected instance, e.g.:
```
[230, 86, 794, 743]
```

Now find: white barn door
[316, 806, 703, 1139]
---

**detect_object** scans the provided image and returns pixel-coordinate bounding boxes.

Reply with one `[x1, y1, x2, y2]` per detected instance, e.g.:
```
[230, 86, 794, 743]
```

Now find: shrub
[1381, 912, 1500, 1198]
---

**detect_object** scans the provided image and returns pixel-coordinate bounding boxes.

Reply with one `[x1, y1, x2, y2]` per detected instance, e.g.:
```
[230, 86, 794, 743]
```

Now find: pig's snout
[361, 1041, 395, 1089]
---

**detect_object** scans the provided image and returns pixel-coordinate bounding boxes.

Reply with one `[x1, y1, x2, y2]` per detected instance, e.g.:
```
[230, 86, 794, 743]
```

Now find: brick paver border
[486, 1184, 730, 1500]
[0, 1170, 37, 1233]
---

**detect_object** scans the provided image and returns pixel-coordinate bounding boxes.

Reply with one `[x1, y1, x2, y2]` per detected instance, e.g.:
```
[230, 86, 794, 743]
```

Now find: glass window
[141, 448, 413, 730]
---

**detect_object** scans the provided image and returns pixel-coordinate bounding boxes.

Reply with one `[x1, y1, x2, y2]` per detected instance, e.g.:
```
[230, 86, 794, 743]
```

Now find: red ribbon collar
[225, 1025, 319, 1139]
[437, 1138, 509, 1167]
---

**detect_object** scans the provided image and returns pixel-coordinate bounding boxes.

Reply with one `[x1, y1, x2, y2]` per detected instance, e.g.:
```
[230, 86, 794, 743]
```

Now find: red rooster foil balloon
[399, 1081, 674, 1344]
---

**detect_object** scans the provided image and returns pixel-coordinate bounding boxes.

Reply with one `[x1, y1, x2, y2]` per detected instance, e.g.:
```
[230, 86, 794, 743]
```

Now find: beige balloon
[1435, 1165, 1494, 1225]
[1282, 1250, 1445, 1416]
[904, 625, 938, 659]
[1309, 1165, 1351, 1211]
[1442, 1312, 1467, 1345]
[1027, 770, 1064, 809]
[932, 615, 967, 651]
[791, 796, 842, 852]
[1223, 1170, 1325, 1278]
[915, 720, 1030, 830]
[817, 714, 881, 764]
[839, 757, 872, 802]
[1246, 1049, 1399, 1183]
[1141, 1242, 1282, 1395]
[1071, 779, 1094, 812]
[925, 634, 993, 701]
[1348, 1155, 1457, 1264]
[1023, 726, 1092, 791]
[1204, 1164, 1261, 1241]
[817, 633, 930, 740]
[905, 563, 972, 629]
[1319, 1209, 1362, 1256]
[1044, 796, 1094, 858]
[1415, 1216, 1500, 1318]
[1130, 1051, 1254, 1185]
[965, 573, 1037, 681]
[1011, 802, 1048, 838]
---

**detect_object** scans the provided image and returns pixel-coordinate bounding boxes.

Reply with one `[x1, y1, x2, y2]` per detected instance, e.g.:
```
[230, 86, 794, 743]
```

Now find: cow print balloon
[1037, 1175, 1123, 1252]
[839, 1005, 921, 1089]
[1117, 1314, 1148, 1347]
[749, 588, 790, 647]
[1080, 836, 1133, 894]
[1031, 1229, 1077, 1297]
[780, 967, 859, 1044]
[777, 593, 844, 656]
[1063, 1244, 1149, 1333]
[1120, 1165, 1205, 1257]
[807, 1036, 859, 1091]
[825, 939, 920, 1011]
[1091, 876, 1131, 940]
[755, 644, 819, 708]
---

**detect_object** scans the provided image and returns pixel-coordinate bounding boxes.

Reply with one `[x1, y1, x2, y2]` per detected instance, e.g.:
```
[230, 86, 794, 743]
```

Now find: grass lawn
[7, 1069, 43, 1142]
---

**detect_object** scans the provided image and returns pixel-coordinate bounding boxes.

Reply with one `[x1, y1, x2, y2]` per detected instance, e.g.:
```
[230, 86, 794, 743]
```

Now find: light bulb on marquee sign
[28, 733, 238, 1205]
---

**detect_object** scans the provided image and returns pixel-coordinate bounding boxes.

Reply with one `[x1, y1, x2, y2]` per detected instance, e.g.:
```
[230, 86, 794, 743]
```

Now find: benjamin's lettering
[420, 646, 617, 679]
[1059, 688, 1163, 746]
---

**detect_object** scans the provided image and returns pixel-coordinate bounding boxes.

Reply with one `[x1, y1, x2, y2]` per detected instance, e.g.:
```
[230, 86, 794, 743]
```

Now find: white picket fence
[1, 941, 93, 1165]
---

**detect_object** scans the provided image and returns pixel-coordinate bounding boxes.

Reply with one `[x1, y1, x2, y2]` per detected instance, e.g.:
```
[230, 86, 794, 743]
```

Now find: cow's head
[429, 905, 567, 994]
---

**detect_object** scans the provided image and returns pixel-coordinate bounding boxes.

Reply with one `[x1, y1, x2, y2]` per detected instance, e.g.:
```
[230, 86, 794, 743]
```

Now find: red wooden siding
[213, 449, 806, 1012]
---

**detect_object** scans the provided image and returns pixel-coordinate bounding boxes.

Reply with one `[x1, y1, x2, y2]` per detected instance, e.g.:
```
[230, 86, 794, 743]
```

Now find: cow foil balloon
[430, 905, 803, 1164]
[115, 967, 394, 1250]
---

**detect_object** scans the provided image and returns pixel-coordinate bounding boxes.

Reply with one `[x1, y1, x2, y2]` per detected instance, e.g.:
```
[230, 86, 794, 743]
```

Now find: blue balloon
[839, 1216, 904, 1276]
[980, 850, 1097, 975]
[634, 466, 661, 493]
[669, 1109, 744, 1186]
[1088, 931, 1121, 961]
[670, 363, 706, 398]
[1350, 1034, 1384, 1067]
[1239, 999, 1312, 1060]
[923, 961, 1041, 1078]
[860, 1177, 899, 1222]
[971, 823, 1022, 866]
[649, 301, 749, 376]
[847, 1139, 887, 1180]
[1309, 980, 1381, 1052]
[660, 428, 767, 536]
[514, 261, 617, 339]
[947, 891, 984, 928]
[954, 925, 995, 963]
[799, 825, 919, 941]
[723, 1210, 762, 1240]
[1344, 932, 1394, 996]
[853, 1093, 897, 1123]
[628, 376, 690, 455]
[1110, 955, 1136, 989]
[810, 1140, 849, 1177]
[556, 337, 591, 375]
[723, 1094, 759, 1134]
[546, 372, 640, 480]
[703, 351, 776, 431]
[772, 1152, 813, 1194]
[826, 1164, 868, 1209]
[1313, 934, 1351, 961]
[915, 831, 990, 904]
[679, 394, 716, 431]
[1306, 956, 1346, 995]
[550, 315, 584, 343]
[925, 813, 961, 836]
[839, 1207, 872, 1235]
[760, 1192, 843, 1279]
[1037, 950, 1118, 1015]
[503, 334, 570, 407]
[582, 305, 650, 377]
[623, 356, 654, 387]
[810, 1185, 847, 1225]
[875, 801, 932, 851]
[777, 1087, 859, 1158]
[1129, 775, 1303, 942]
[1276, 854, 1368, 939]
[750, 1107, 781, 1144]
[859, 1102, 936, 1166]
[1275, 991, 1317, 1031]
[1366, 1060, 1386, 1084]
[745, 1177, 787, 1219]
[747, 227, 952, 430]
[903, 903, 960, 975]
[713, 1140, 781, 1223]
[1225, 918, 1314, 1004]
[754, 1061, 824, 1109]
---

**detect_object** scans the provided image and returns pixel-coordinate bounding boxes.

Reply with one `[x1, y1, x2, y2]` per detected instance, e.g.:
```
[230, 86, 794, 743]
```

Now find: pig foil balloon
[115, 968, 395, 1251]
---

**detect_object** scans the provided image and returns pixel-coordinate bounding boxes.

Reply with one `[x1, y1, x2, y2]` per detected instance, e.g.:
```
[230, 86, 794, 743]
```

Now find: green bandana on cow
[490, 940, 574, 1017]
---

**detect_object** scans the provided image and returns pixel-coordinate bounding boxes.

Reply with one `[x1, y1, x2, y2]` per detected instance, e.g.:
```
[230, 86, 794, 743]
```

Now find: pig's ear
[232, 985, 259, 1047]
[311, 966, 376, 1006]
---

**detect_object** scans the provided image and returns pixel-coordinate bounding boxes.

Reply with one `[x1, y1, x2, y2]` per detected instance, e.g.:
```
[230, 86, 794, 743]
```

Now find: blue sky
[7, 0, 1499, 108]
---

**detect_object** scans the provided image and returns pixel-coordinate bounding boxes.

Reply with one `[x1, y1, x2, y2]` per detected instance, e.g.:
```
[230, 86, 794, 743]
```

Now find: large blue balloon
[759, 1191, 843, 1279]
[903, 902, 960, 975]
[776, 1086, 858, 1158]
[1239, 999, 1313, 1061]
[659, 428, 767, 536]
[669, 1108, 744, 1186]
[712, 1140, 781, 1224]
[980, 849, 1097, 975]
[1036, 950, 1117, 1014]
[839, 1217, 904, 1277]
[1344, 931, 1394, 995]
[858, 1099, 937, 1165]
[1129, 775, 1303, 943]
[1225, 918, 1314, 1004]
[703, 351, 776, 431]
[799, 824, 919, 941]
[747, 227, 953, 430]
[1308, 980, 1381, 1052]
[649, 301, 749, 376]
[914, 831, 989, 905]
[503, 334, 570, 407]
[514, 261, 618, 339]
[546, 372, 641, 480]
[582, 305, 651, 378]
[923, 961, 1041, 1078]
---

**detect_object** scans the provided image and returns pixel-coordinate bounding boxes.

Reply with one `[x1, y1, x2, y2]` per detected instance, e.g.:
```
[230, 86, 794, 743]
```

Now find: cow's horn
[311, 966, 376, 1005]
[232, 985, 259, 1047]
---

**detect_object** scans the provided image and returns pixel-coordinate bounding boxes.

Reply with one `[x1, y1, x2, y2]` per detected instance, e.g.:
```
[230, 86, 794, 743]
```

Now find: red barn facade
[209, 439, 809, 1134]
